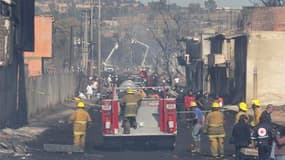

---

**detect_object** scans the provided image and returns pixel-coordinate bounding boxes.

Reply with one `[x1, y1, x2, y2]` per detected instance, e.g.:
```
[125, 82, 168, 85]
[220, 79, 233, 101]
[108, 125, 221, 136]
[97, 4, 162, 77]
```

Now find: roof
[205, 32, 247, 40]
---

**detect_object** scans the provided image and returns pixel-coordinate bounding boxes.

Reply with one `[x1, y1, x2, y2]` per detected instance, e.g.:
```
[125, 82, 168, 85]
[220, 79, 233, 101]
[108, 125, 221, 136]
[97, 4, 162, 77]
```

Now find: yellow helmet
[127, 88, 134, 94]
[212, 102, 220, 108]
[77, 102, 85, 108]
[190, 102, 197, 107]
[251, 99, 261, 107]
[239, 102, 248, 111]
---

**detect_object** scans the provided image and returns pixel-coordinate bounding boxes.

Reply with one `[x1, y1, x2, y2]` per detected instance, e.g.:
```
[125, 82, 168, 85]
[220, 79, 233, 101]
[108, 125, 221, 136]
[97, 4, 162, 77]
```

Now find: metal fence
[25, 73, 78, 119]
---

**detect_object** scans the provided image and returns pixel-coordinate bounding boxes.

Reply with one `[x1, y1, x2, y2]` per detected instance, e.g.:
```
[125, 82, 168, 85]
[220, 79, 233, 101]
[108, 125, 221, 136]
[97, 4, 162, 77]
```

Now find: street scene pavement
[0, 104, 237, 160]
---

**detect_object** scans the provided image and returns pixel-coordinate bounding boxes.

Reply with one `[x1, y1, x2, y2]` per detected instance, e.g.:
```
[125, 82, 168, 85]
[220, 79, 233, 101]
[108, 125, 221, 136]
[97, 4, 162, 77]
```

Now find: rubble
[0, 127, 47, 157]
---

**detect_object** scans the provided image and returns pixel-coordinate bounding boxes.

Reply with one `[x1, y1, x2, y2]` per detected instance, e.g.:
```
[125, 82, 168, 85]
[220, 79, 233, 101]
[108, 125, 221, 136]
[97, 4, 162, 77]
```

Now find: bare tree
[147, 5, 187, 85]
[249, 0, 285, 6]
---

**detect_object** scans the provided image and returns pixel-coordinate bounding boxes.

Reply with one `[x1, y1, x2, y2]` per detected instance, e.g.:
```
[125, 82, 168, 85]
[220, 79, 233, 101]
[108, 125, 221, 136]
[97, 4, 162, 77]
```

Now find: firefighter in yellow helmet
[251, 99, 262, 125]
[205, 102, 225, 158]
[120, 88, 142, 134]
[235, 102, 249, 124]
[69, 102, 92, 148]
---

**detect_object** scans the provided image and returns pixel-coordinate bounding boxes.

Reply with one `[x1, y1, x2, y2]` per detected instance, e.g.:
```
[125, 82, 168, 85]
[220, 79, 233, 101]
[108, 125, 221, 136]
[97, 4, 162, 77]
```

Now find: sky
[139, 0, 252, 7]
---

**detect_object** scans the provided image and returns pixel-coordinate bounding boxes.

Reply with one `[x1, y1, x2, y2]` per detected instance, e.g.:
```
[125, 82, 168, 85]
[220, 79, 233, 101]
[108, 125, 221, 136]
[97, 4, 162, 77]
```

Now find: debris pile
[0, 127, 46, 157]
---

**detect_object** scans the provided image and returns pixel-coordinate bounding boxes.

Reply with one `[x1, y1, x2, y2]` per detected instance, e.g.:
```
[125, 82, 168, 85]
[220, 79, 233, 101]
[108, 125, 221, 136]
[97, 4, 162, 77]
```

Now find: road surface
[2, 109, 237, 160]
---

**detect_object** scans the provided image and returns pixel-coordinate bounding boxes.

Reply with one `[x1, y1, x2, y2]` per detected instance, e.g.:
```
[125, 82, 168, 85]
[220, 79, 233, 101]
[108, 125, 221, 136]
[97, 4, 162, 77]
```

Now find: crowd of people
[75, 74, 285, 160]
[181, 88, 285, 160]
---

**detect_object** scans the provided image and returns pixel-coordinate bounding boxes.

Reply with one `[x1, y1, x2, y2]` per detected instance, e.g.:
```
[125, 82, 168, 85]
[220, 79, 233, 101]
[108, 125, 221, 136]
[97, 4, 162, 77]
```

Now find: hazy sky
[139, 0, 252, 7]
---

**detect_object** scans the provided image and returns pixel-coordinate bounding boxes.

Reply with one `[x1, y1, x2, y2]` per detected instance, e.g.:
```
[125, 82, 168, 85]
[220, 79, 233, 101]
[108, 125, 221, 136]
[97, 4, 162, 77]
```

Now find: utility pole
[90, 0, 94, 76]
[82, 11, 89, 73]
[80, 12, 83, 69]
[69, 26, 73, 71]
[98, 0, 102, 89]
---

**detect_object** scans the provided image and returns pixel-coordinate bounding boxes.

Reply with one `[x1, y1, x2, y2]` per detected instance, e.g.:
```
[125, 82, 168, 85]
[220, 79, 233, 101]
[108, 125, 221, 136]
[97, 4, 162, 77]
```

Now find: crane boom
[131, 39, 149, 67]
[103, 43, 118, 65]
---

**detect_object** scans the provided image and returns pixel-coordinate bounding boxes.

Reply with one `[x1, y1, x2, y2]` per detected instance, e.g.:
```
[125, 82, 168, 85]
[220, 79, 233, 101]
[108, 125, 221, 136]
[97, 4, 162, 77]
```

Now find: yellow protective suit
[205, 111, 225, 157]
[69, 109, 92, 147]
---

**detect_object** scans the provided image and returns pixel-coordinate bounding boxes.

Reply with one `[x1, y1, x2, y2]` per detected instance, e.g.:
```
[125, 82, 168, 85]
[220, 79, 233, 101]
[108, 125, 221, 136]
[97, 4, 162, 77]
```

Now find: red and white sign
[258, 128, 267, 137]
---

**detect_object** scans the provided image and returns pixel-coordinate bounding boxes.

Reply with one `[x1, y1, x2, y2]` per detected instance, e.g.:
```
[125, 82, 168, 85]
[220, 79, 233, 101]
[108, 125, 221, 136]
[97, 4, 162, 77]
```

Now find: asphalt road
[5, 109, 237, 160]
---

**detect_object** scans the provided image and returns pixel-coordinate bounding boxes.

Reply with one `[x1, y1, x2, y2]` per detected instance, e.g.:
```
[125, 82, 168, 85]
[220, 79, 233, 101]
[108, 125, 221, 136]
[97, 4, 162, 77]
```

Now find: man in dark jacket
[253, 114, 274, 160]
[259, 104, 273, 124]
[232, 115, 251, 160]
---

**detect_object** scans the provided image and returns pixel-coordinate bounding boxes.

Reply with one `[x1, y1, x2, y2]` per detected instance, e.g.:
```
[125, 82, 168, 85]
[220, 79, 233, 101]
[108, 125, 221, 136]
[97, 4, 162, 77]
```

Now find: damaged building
[207, 6, 285, 105]
[0, 0, 34, 128]
[208, 31, 285, 105]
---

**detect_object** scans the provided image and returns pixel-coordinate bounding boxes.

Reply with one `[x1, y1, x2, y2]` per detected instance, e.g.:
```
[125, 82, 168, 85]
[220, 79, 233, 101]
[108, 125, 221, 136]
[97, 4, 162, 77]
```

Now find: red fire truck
[101, 87, 177, 149]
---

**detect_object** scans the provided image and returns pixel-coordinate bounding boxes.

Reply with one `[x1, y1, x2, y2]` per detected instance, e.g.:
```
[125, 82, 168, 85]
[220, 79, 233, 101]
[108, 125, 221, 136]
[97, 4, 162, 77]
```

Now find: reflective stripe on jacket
[205, 111, 225, 137]
[74, 131, 86, 136]
[121, 94, 141, 117]
[69, 109, 92, 133]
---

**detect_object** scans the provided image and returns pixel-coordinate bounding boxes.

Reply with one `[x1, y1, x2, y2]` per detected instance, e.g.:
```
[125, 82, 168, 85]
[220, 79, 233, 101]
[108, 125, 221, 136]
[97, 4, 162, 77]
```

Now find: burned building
[208, 31, 285, 105]
[207, 33, 247, 104]
[0, 0, 34, 128]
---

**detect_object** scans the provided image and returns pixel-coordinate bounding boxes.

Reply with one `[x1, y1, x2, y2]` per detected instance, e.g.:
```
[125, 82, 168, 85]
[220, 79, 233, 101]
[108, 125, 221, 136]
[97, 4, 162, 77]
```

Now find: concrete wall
[0, 61, 18, 128]
[246, 31, 285, 105]
[26, 73, 78, 119]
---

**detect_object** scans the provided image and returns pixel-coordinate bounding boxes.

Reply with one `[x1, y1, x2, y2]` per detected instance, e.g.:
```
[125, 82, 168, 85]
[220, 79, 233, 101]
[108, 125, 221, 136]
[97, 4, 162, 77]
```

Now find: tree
[249, 0, 285, 6]
[147, 5, 188, 86]
[205, 0, 217, 12]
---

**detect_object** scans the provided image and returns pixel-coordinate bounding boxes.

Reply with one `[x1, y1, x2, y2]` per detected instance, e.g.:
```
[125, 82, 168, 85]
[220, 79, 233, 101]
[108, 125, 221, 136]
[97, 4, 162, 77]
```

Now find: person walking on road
[69, 102, 92, 148]
[205, 102, 225, 158]
[235, 102, 249, 124]
[120, 88, 142, 134]
[190, 102, 205, 153]
[251, 99, 262, 126]
[231, 115, 251, 160]
[86, 82, 93, 100]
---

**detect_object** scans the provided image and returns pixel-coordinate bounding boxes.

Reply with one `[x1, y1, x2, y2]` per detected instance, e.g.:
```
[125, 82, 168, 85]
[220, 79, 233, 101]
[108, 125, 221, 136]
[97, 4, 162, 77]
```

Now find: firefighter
[121, 88, 142, 134]
[190, 101, 204, 153]
[235, 102, 249, 124]
[205, 102, 225, 158]
[252, 99, 262, 125]
[69, 102, 92, 148]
